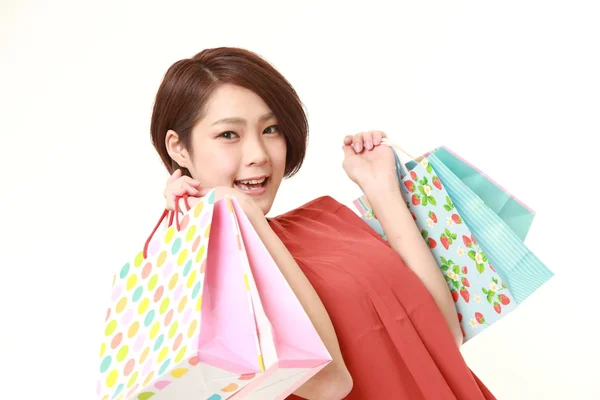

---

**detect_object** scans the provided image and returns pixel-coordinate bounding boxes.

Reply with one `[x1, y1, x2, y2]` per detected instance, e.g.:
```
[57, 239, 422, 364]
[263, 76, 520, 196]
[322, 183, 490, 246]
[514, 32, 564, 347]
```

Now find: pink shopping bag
[97, 192, 331, 400]
[227, 198, 333, 399]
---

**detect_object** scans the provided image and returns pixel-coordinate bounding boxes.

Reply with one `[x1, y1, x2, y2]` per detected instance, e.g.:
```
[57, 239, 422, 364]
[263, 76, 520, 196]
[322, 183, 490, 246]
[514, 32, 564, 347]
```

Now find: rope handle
[380, 137, 417, 160]
[143, 194, 191, 258]
[380, 138, 425, 194]
[380, 138, 412, 178]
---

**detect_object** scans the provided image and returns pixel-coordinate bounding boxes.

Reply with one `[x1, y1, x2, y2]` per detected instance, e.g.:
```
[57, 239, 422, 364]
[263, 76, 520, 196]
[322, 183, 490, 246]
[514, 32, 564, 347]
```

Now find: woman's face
[168, 83, 287, 215]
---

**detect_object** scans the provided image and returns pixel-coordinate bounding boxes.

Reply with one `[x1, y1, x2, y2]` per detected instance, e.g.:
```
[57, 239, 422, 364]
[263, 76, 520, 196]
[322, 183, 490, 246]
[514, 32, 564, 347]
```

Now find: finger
[166, 185, 186, 200]
[343, 135, 353, 146]
[370, 130, 386, 146]
[352, 132, 365, 153]
[174, 178, 189, 193]
[164, 170, 183, 198]
[364, 131, 375, 150]
[174, 184, 189, 194]
[164, 187, 181, 208]
[165, 182, 184, 199]
[174, 194, 193, 213]
[165, 194, 177, 211]
[183, 182, 200, 195]
[167, 169, 182, 184]
[167, 188, 194, 212]
[170, 184, 199, 206]
[342, 143, 356, 158]
[181, 176, 201, 187]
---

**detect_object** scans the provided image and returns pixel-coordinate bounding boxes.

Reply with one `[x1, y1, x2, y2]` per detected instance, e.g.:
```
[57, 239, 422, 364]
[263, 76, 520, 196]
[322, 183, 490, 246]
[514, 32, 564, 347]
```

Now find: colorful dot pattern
[97, 193, 219, 400]
[98, 193, 267, 400]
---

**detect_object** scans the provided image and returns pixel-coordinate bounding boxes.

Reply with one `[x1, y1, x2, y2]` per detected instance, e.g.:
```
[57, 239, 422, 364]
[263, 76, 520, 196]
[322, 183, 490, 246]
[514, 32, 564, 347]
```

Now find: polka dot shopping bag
[97, 191, 332, 399]
[352, 141, 553, 342]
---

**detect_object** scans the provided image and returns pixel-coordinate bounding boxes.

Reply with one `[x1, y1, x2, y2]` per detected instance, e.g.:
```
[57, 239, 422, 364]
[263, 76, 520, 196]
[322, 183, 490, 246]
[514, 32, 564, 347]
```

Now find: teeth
[237, 178, 266, 185]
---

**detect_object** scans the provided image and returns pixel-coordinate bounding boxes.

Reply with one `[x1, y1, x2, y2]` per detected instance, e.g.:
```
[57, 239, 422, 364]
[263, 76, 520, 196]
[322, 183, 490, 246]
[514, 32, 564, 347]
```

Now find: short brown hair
[150, 47, 309, 177]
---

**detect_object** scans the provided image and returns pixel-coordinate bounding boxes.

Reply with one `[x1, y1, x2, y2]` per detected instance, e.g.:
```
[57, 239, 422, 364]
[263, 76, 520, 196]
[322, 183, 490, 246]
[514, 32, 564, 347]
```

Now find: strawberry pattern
[353, 157, 518, 342]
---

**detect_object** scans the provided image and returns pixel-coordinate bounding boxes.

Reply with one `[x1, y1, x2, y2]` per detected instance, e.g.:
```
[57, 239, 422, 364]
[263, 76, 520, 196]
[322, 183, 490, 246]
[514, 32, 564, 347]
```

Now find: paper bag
[353, 147, 519, 341]
[422, 146, 536, 241]
[97, 192, 331, 399]
[426, 153, 554, 304]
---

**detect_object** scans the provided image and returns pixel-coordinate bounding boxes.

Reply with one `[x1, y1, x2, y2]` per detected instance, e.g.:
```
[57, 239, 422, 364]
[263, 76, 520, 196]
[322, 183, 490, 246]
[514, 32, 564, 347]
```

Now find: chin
[255, 198, 273, 216]
[232, 177, 280, 216]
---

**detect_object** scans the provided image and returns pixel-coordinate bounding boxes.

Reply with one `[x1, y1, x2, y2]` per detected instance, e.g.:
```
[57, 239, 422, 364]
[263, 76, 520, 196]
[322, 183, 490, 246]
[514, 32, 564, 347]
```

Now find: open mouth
[234, 177, 269, 194]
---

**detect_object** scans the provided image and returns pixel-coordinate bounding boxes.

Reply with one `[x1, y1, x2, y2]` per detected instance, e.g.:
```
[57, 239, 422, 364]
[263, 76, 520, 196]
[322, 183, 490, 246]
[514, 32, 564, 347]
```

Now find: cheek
[191, 148, 239, 186]
[269, 139, 288, 176]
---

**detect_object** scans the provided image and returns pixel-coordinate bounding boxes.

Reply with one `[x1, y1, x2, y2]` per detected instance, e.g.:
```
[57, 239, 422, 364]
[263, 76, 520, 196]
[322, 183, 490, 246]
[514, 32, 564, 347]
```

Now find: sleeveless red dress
[268, 196, 496, 400]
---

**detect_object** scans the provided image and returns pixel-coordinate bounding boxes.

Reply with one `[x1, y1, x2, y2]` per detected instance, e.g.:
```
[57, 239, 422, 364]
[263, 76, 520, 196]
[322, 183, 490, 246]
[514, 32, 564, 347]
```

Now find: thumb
[167, 168, 182, 184]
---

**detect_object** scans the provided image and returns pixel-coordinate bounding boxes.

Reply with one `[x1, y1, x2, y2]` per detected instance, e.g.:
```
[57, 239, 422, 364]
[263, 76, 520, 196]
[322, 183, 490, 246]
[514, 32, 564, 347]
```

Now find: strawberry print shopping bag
[353, 146, 518, 342]
[425, 151, 554, 305]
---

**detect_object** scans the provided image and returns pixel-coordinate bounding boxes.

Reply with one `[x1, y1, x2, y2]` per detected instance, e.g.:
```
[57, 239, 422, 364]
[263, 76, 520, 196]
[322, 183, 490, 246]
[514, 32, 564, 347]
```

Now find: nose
[243, 135, 269, 167]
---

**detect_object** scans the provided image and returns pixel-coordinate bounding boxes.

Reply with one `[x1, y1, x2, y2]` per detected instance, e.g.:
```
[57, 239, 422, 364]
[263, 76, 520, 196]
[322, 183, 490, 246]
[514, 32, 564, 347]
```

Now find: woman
[151, 47, 496, 399]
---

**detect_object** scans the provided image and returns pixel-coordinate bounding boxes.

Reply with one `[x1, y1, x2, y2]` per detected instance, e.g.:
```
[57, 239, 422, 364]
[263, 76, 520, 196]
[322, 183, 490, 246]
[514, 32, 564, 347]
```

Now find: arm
[245, 203, 353, 399]
[362, 181, 464, 348]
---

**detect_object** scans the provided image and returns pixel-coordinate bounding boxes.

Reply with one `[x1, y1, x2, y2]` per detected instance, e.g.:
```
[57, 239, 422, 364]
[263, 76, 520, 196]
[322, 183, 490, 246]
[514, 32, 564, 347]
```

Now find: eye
[218, 131, 238, 140]
[263, 125, 280, 135]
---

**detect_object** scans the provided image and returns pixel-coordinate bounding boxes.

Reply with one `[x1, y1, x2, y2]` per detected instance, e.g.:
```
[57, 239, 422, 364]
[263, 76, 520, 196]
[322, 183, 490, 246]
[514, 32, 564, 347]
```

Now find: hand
[341, 130, 399, 192]
[163, 169, 261, 219]
[163, 169, 201, 211]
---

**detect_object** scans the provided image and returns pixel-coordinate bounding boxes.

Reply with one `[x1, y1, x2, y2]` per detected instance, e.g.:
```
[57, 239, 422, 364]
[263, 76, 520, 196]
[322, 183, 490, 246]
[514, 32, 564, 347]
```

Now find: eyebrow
[210, 112, 275, 126]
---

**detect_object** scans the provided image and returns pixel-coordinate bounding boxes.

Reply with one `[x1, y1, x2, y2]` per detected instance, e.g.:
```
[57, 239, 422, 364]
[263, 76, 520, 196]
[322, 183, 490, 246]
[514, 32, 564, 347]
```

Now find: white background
[2, 0, 599, 398]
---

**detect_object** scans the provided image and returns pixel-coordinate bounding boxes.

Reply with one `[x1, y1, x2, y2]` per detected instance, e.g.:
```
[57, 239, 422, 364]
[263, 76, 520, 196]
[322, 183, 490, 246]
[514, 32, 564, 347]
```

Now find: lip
[234, 176, 269, 197]
[235, 175, 268, 182]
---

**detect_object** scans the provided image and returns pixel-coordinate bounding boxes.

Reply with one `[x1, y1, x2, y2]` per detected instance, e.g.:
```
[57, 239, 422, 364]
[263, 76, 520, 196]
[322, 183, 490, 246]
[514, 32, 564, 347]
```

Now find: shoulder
[269, 195, 347, 221]
[269, 195, 384, 241]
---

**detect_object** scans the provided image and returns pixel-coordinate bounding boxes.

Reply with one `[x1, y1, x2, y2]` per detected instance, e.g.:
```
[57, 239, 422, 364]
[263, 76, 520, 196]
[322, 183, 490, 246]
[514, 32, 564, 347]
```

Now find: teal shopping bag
[426, 147, 536, 242]
[425, 152, 554, 304]
[353, 142, 554, 341]
[353, 145, 518, 342]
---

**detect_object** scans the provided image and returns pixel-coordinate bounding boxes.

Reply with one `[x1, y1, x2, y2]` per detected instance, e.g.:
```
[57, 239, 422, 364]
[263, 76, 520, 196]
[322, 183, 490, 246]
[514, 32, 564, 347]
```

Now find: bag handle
[380, 138, 415, 178]
[380, 138, 428, 194]
[381, 138, 417, 160]
[143, 194, 192, 258]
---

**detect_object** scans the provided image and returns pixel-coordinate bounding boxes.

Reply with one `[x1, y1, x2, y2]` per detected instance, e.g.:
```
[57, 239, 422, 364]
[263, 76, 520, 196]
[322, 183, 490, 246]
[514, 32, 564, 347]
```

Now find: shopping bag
[420, 146, 536, 242]
[426, 152, 554, 304]
[226, 197, 332, 399]
[97, 191, 331, 400]
[353, 144, 520, 342]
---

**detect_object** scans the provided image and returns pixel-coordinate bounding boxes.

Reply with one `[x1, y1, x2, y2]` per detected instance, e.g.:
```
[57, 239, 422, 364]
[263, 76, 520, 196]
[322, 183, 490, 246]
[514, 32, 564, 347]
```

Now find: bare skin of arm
[361, 175, 463, 348]
[342, 133, 463, 348]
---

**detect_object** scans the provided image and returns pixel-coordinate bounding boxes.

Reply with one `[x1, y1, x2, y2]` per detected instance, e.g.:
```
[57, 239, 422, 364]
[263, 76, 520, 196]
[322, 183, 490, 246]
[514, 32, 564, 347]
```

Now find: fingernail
[366, 140, 373, 150]
[354, 143, 361, 152]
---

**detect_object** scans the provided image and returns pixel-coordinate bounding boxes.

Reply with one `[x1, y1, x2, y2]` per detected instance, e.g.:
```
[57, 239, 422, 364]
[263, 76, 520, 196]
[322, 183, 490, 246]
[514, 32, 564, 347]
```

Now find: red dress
[268, 196, 496, 400]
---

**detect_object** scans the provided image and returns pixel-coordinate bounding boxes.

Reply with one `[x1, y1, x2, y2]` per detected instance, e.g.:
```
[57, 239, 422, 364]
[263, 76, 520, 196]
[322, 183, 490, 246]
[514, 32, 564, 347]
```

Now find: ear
[165, 129, 191, 168]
